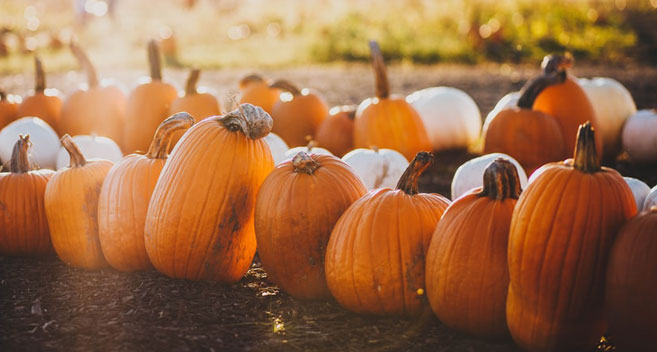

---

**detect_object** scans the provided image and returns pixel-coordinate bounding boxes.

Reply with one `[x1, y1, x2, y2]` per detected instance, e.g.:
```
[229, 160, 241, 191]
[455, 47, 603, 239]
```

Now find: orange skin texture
[271, 92, 329, 147]
[145, 118, 274, 282]
[0, 169, 54, 255]
[16, 93, 62, 134]
[605, 210, 657, 352]
[255, 154, 367, 300]
[354, 97, 431, 161]
[506, 162, 636, 352]
[0, 100, 19, 129]
[239, 81, 280, 115]
[483, 108, 565, 175]
[315, 109, 355, 157]
[123, 81, 177, 153]
[532, 76, 602, 158]
[59, 85, 127, 146]
[167, 93, 221, 149]
[325, 188, 450, 316]
[425, 188, 516, 338]
[45, 160, 113, 269]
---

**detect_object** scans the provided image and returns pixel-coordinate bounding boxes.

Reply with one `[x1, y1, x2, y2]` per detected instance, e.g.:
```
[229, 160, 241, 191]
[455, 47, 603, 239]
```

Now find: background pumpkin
[315, 105, 355, 157]
[643, 185, 657, 211]
[238, 74, 281, 115]
[55, 134, 122, 170]
[341, 147, 408, 190]
[482, 91, 520, 131]
[0, 117, 59, 169]
[451, 153, 527, 201]
[15, 57, 62, 134]
[263, 132, 289, 165]
[270, 80, 328, 147]
[621, 109, 657, 163]
[623, 176, 650, 212]
[284, 139, 333, 159]
[0, 90, 20, 129]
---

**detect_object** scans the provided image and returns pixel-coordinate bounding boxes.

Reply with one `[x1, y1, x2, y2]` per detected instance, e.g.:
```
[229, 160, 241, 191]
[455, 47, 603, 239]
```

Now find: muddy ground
[0, 64, 655, 351]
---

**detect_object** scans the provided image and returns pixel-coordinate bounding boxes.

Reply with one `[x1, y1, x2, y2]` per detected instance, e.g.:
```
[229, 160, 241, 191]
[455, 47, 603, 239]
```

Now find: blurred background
[0, 0, 656, 74]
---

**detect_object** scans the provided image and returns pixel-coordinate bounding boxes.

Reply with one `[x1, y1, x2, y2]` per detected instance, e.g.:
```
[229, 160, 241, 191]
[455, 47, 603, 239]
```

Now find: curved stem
[9, 134, 32, 173]
[516, 71, 567, 109]
[148, 39, 162, 81]
[477, 158, 522, 200]
[292, 151, 320, 175]
[239, 74, 265, 89]
[541, 53, 574, 75]
[145, 112, 195, 159]
[270, 80, 301, 96]
[573, 121, 600, 173]
[70, 41, 99, 88]
[369, 40, 390, 99]
[34, 56, 45, 93]
[60, 134, 86, 168]
[396, 151, 433, 195]
[218, 103, 273, 140]
[185, 69, 200, 96]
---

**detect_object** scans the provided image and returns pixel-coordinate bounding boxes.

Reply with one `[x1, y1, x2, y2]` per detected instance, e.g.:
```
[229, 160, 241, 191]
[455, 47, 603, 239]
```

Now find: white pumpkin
[644, 185, 657, 211]
[482, 91, 520, 132]
[623, 177, 650, 212]
[55, 135, 123, 169]
[264, 133, 289, 165]
[284, 146, 333, 160]
[342, 148, 409, 190]
[622, 109, 657, 163]
[451, 153, 528, 200]
[406, 87, 481, 151]
[0, 117, 59, 170]
[579, 77, 636, 157]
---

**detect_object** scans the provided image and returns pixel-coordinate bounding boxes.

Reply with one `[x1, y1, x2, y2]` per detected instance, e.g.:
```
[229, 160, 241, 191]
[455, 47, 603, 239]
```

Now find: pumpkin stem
[70, 41, 99, 88]
[9, 134, 33, 173]
[477, 158, 522, 200]
[145, 112, 195, 159]
[148, 39, 163, 81]
[0, 89, 6, 101]
[369, 40, 390, 99]
[270, 80, 301, 96]
[304, 135, 317, 151]
[396, 151, 433, 195]
[34, 56, 46, 93]
[292, 151, 320, 175]
[516, 70, 567, 109]
[541, 53, 574, 74]
[185, 68, 200, 96]
[60, 134, 87, 168]
[573, 121, 600, 173]
[239, 74, 265, 89]
[218, 103, 273, 140]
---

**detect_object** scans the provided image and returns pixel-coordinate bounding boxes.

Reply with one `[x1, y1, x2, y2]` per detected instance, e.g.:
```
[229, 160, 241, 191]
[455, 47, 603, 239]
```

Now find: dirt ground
[0, 64, 655, 351]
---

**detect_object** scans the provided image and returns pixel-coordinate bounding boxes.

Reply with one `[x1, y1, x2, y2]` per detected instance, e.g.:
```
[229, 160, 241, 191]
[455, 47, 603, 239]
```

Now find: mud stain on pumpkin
[0, 201, 6, 211]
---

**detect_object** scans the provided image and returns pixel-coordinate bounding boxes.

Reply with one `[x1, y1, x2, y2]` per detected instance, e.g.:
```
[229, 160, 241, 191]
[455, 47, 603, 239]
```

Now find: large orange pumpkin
[238, 74, 281, 115]
[426, 158, 521, 338]
[270, 80, 328, 147]
[506, 122, 636, 351]
[354, 41, 431, 160]
[0, 135, 54, 255]
[16, 57, 62, 133]
[605, 207, 657, 351]
[0, 90, 20, 129]
[45, 135, 113, 269]
[255, 151, 366, 299]
[123, 40, 178, 153]
[145, 103, 274, 282]
[98, 113, 194, 272]
[315, 105, 356, 157]
[325, 151, 450, 316]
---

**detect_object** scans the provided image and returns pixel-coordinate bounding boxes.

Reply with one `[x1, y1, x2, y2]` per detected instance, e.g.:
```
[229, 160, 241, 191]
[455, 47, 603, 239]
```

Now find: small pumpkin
[98, 113, 194, 272]
[238, 74, 281, 115]
[0, 89, 21, 129]
[270, 80, 329, 147]
[284, 139, 333, 159]
[621, 109, 657, 163]
[255, 152, 367, 299]
[15, 56, 62, 133]
[0, 117, 59, 169]
[325, 152, 451, 315]
[341, 147, 409, 190]
[315, 105, 356, 157]
[45, 135, 114, 269]
[623, 177, 650, 212]
[0, 135, 54, 255]
[451, 153, 527, 201]
[483, 91, 520, 132]
[264, 132, 289, 165]
[354, 41, 431, 160]
[643, 185, 657, 211]
[55, 135, 122, 170]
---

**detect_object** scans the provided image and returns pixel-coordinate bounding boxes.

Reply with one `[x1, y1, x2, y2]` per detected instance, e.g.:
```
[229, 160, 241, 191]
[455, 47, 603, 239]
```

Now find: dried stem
[70, 41, 99, 88]
[292, 151, 321, 175]
[239, 74, 265, 89]
[185, 69, 200, 96]
[396, 151, 433, 195]
[477, 158, 522, 200]
[34, 56, 45, 93]
[270, 80, 301, 96]
[60, 134, 87, 168]
[9, 134, 33, 173]
[369, 40, 390, 99]
[218, 103, 273, 140]
[573, 121, 600, 173]
[0, 90, 6, 101]
[145, 112, 195, 159]
[148, 39, 162, 81]
[516, 71, 567, 109]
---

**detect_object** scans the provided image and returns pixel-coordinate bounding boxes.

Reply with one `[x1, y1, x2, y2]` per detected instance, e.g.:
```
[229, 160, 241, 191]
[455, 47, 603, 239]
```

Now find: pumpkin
[483, 73, 565, 174]
[354, 41, 431, 160]
[605, 207, 657, 351]
[406, 86, 481, 151]
[643, 185, 657, 211]
[284, 139, 333, 159]
[623, 177, 650, 212]
[0, 89, 20, 129]
[482, 91, 520, 132]
[0, 117, 59, 169]
[315, 105, 355, 157]
[45, 134, 113, 269]
[98, 112, 194, 272]
[0, 135, 54, 255]
[621, 109, 657, 163]
[325, 152, 451, 315]
[238, 74, 281, 115]
[255, 152, 367, 299]
[342, 147, 409, 190]
[578, 77, 636, 158]
[426, 158, 521, 338]
[270, 80, 328, 147]
[58, 42, 127, 145]
[451, 153, 527, 201]
[15, 56, 62, 133]
[145, 104, 274, 282]
[506, 122, 636, 352]
[264, 132, 289, 165]
[55, 135, 122, 170]
[123, 40, 178, 153]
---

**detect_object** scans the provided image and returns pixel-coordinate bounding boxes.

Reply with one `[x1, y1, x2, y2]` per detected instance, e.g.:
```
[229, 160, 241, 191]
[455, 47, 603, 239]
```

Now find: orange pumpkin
[145, 104, 274, 282]
[0, 90, 20, 129]
[506, 122, 636, 351]
[315, 105, 356, 157]
[255, 152, 367, 299]
[238, 74, 281, 115]
[325, 152, 450, 316]
[98, 113, 194, 272]
[426, 158, 521, 338]
[354, 41, 431, 160]
[270, 80, 328, 147]
[16, 57, 62, 133]
[0, 135, 54, 255]
[123, 40, 178, 153]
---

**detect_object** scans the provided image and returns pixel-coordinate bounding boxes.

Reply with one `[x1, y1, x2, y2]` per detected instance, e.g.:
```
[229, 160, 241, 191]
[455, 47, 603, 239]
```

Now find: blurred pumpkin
[315, 105, 355, 157]
[621, 109, 657, 163]
[55, 135, 122, 170]
[0, 89, 20, 129]
[284, 138, 333, 159]
[264, 132, 289, 165]
[451, 153, 527, 201]
[238, 74, 281, 115]
[270, 80, 328, 147]
[482, 91, 520, 131]
[644, 185, 657, 211]
[16, 57, 62, 134]
[0, 117, 59, 169]
[623, 177, 650, 212]
[341, 147, 408, 190]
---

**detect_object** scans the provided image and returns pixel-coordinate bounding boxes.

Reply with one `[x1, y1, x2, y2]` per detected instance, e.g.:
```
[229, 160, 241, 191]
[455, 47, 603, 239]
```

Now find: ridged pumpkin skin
[315, 105, 355, 157]
[16, 57, 62, 134]
[325, 152, 450, 316]
[98, 113, 194, 272]
[426, 159, 521, 338]
[506, 123, 636, 352]
[270, 81, 328, 147]
[0, 91, 19, 129]
[239, 74, 281, 115]
[45, 135, 113, 269]
[255, 152, 367, 299]
[605, 208, 657, 351]
[0, 135, 54, 255]
[145, 104, 274, 282]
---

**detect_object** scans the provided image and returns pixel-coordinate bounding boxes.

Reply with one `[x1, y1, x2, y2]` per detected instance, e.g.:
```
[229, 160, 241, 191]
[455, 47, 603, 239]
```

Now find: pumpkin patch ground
[1, 65, 655, 351]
